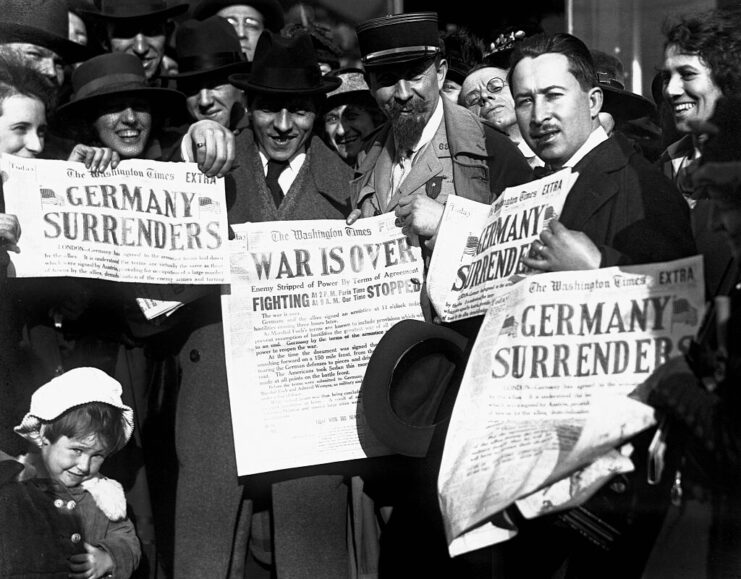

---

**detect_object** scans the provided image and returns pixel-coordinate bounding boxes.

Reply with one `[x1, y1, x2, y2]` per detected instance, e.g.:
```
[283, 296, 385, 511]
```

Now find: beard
[387, 97, 429, 155]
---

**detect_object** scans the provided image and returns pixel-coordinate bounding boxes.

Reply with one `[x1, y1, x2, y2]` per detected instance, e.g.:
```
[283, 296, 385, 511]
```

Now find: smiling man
[171, 31, 356, 579]
[351, 12, 530, 263]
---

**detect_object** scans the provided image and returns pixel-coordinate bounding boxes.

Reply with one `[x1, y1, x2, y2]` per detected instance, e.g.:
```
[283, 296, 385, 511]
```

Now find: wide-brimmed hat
[361, 320, 470, 458]
[229, 31, 340, 95]
[356, 12, 440, 70]
[0, 0, 95, 63]
[14, 367, 134, 445]
[591, 50, 656, 122]
[164, 17, 250, 82]
[191, 0, 284, 33]
[79, 0, 188, 21]
[325, 67, 377, 110]
[56, 52, 185, 122]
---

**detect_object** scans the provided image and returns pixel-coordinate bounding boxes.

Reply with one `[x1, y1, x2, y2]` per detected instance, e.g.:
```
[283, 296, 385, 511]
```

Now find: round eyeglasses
[463, 77, 507, 108]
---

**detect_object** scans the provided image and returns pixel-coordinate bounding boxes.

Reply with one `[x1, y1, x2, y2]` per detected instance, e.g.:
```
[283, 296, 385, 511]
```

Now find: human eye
[545, 90, 563, 101]
[226, 17, 239, 26]
[514, 95, 532, 108]
[24, 49, 42, 61]
[324, 113, 339, 124]
[463, 91, 482, 108]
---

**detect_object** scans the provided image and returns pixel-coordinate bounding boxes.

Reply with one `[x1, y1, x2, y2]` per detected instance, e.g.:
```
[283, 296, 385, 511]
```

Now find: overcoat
[172, 130, 354, 579]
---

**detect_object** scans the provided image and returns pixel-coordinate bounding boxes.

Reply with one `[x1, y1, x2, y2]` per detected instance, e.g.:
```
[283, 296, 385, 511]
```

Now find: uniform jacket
[351, 97, 531, 217]
[562, 132, 697, 266]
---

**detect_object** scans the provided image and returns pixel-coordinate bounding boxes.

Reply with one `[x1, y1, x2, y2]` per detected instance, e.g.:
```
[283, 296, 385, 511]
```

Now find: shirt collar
[258, 149, 307, 174]
[560, 126, 609, 169]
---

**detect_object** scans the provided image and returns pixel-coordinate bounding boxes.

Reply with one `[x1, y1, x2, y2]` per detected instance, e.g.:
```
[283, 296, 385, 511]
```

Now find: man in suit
[497, 32, 697, 578]
[512, 32, 695, 274]
[349, 13, 531, 248]
[171, 31, 354, 579]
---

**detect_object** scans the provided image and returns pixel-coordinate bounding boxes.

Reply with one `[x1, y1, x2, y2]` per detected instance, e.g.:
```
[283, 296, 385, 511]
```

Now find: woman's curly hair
[664, 8, 741, 97]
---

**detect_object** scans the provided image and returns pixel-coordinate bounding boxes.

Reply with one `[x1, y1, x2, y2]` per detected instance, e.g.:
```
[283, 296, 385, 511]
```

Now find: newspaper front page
[427, 169, 577, 322]
[223, 215, 425, 475]
[438, 256, 705, 556]
[1, 156, 229, 284]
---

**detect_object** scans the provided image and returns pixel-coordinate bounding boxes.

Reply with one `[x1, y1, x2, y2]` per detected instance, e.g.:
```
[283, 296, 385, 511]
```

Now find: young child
[0, 367, 141, 578]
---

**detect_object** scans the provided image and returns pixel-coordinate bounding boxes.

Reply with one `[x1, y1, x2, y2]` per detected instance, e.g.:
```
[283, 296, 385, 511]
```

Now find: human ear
[436, 58, 448, 89]
[588, 86, 604, 119]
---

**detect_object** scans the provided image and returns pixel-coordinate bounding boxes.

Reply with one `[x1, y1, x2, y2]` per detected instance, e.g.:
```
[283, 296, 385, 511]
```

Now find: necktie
[266, 159, 288, 208]
[532, 165, 555, 179]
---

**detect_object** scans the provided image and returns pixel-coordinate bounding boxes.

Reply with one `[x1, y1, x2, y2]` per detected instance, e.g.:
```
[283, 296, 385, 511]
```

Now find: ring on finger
[195, 142, 206, 149]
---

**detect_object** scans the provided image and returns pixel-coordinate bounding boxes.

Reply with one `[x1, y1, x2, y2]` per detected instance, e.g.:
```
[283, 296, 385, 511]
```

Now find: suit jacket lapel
[386, 144, 443, 210]
[560, 136, 627, 231]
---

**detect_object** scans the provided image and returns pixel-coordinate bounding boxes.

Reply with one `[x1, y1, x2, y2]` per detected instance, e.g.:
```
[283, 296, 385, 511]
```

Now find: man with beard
[350, 13, 530, 274]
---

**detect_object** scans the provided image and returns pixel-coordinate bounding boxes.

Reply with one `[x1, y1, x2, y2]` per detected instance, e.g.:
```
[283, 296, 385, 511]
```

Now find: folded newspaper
[437, 255, 705, 556]
[427, 169, 578, 322]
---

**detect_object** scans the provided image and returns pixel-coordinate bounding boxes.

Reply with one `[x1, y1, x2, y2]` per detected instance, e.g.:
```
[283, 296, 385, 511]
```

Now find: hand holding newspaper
[427, 169, 578, 322]
[1, 156, 229, 285]
[437, 256, 705, 556]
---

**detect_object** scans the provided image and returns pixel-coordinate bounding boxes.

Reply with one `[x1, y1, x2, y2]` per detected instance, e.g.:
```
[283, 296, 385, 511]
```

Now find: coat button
[610, 479, 628, 494]
[71, 533, 81, 544]
[189, 349, 200, 362]
[54, 499, 64, 508]
[67, 500, 76, 510]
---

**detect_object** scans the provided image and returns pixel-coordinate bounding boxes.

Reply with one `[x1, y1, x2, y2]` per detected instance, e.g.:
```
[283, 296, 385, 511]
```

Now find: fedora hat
[356, 12, 440, 70]
[56, 52, 185, 122]
[164, 17, 250, 81]
[229, 32, 340, 95]
[325, 68, 377, 110]
[0, 0, 95, 63]
[191, 0, 285, 33]
[361, 320, 470, 458]
[591, 50, 656, 122]
[79, 0, 188, 21]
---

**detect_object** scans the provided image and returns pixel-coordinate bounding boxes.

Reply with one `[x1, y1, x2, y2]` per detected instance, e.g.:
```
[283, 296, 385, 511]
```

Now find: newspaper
[438, 255, 705, 556]
[427, 169, 577, 322]
[1, 156, 229, 284]
[223, 214, 425, 475]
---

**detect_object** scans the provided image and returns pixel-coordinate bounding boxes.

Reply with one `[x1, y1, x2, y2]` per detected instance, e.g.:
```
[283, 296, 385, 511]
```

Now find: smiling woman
[56, 52, 186, 160]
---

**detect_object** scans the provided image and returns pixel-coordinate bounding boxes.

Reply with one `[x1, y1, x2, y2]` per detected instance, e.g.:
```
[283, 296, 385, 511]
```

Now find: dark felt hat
[164, 17, 250, 80]
[0, 0, 95, 63]
[591, 50, 656, 122]
[191, 0, 285, 33]
[229, 31, 340, 95]
[56, 52, 185, 121]
[356, 12, 440, 70]
[79, 0, 188, 21]
[361, 320, 470, 458]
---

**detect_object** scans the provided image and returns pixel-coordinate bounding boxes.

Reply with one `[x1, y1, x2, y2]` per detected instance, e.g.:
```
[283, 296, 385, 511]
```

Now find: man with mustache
[510, 32, 695, 274]
[493, 32, 697, 579]
[350, 12, 531, 294]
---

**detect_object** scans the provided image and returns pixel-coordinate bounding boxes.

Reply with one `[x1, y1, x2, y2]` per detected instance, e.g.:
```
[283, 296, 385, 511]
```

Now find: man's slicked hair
[507, 32, 597, 92]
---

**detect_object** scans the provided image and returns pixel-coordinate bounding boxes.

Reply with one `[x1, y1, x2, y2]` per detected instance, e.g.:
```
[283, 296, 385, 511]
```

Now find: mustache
[386, 97, 427, 119]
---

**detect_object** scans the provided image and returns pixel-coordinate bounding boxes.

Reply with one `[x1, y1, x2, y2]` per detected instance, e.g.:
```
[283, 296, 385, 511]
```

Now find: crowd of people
[0, 0, 739, 578]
